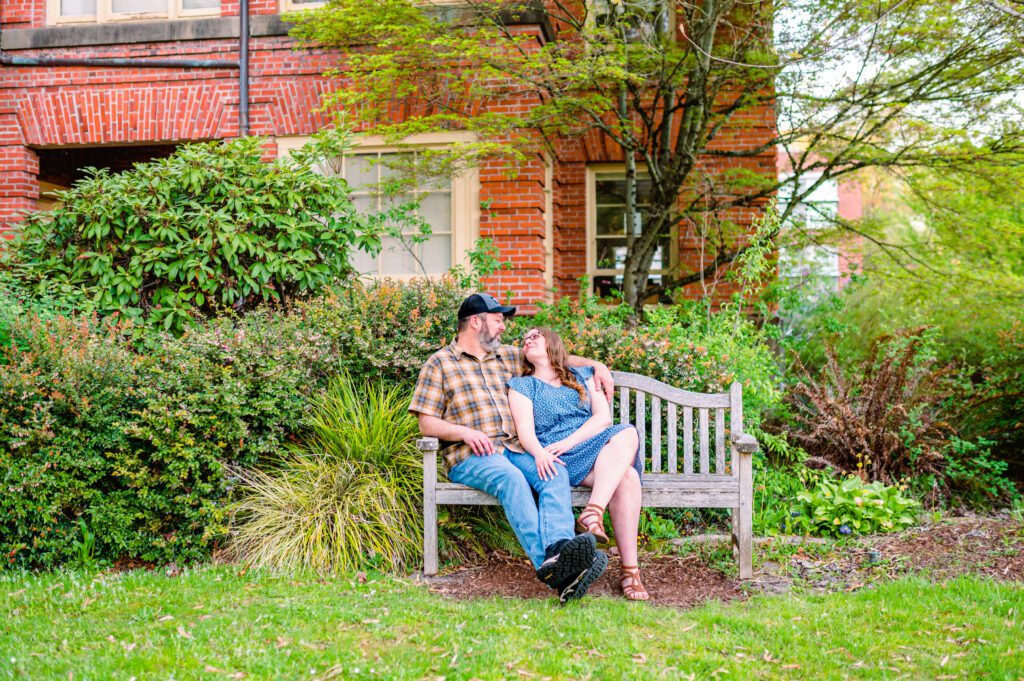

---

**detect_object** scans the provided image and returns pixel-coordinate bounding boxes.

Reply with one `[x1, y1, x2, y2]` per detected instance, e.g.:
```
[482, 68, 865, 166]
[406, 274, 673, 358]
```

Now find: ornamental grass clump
[229, 374, 422, 573]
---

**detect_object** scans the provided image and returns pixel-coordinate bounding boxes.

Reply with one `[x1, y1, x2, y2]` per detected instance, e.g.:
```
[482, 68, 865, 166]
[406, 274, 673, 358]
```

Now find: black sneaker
[536, 534, 597, 589]
[535, 538, 569, 585]
[559, 549, 608, 603]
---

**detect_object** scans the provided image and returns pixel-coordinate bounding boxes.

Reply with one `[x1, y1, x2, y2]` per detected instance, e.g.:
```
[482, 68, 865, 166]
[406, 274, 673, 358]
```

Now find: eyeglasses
[521, 331, 542, 347]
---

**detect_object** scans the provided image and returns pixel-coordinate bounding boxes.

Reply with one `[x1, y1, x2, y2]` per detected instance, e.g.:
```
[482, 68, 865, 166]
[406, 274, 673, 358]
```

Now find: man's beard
[480, 327, 501, 353]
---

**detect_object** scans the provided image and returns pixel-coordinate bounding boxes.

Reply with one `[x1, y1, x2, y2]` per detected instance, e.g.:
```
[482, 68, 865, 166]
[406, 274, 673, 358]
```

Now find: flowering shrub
[0, 316, 229, 568]
[533, 287, 782, 428]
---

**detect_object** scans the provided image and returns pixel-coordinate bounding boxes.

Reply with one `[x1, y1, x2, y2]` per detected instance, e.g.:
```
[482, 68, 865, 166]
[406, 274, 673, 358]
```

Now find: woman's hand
[543, 439, 573, 457]
[534, 449, 565, 481]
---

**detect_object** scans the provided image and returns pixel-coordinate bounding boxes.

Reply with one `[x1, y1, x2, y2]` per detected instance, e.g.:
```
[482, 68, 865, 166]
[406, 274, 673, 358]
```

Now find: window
[591, 0, 671, 44]
[276, 135, 479, 279]
[280, 0, 323, 11]
[779, 172, 839, 231]
[588, 167, 673, 299]
[344, 152, 456, 277]
[52, 0, 218, 24]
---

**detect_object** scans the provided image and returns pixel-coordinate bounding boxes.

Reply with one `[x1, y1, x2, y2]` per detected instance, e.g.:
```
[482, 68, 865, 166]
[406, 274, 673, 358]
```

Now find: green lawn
[1, 566, 1022, 680]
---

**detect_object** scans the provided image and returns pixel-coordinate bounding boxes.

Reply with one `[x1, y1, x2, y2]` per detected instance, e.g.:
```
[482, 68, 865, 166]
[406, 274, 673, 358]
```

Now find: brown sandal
[575, 503, 609, 544]
[620, 565, 650, 601]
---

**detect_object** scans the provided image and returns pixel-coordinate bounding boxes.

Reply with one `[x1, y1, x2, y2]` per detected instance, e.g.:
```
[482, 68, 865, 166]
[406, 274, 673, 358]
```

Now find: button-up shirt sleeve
[409, 356, 445, 418]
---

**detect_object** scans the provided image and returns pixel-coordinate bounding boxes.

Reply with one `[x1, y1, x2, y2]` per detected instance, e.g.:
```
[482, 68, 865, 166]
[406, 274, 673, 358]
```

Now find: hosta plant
[789, 475, 919, 538]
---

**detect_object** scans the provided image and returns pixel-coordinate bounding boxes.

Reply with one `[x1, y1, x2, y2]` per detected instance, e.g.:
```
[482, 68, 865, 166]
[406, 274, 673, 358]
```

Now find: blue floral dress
[508, 366, 641, 486]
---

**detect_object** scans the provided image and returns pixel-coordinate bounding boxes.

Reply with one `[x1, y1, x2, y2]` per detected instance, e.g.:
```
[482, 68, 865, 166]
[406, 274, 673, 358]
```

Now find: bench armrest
[732, 432, 759, 454]
[417, 437, 440, 451]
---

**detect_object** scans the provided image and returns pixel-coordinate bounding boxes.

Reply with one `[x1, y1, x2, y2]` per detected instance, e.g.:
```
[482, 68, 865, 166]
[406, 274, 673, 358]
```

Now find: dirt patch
[871, 515, 1024, 581]
[425, 515, 1024, 607]
[426, 548, 744, 608]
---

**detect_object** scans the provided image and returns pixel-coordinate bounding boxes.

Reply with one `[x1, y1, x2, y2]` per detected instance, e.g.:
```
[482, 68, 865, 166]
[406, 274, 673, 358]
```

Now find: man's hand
[462, 427, 496, 456]
[592, 362, 615, 402]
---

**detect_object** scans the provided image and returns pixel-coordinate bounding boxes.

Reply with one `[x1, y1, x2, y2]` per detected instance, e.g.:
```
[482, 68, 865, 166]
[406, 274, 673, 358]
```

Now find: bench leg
[736, 450, 753, 579]
[424, 500, 438, 576]
[423, 449, 438, 576]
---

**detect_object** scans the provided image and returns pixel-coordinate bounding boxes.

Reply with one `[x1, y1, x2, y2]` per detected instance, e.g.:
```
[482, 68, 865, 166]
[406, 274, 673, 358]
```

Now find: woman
[508, 327, 649, 601]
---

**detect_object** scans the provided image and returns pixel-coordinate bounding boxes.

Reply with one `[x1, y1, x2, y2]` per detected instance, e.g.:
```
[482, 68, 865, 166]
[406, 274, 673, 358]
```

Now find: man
[410, 293, 614, 602]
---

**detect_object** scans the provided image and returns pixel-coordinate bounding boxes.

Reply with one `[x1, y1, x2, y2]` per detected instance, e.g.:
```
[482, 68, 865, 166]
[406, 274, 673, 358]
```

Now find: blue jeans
[447, 449, 575, 569]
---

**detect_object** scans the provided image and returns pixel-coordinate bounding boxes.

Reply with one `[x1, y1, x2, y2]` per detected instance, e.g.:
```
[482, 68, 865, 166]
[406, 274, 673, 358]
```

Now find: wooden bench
[419, 371, 760, 578]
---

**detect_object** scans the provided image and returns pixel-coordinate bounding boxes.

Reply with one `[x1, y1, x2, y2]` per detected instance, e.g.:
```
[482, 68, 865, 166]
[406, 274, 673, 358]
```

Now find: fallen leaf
[681, 623, 697, 632]
[633, 653, 647, 664]
[11, 589, 25, 597]
[205, 666, 226, 674]
[199, 615, 213, 621]
[941, 655, 949, 667]
[781, 664, 800, 670]
[177, 625, 192, 639]
[361, 619, 380, 624]
[356, 572, 368, 584]
[275, 636, 289, 649]
[157, 615, 174, 622]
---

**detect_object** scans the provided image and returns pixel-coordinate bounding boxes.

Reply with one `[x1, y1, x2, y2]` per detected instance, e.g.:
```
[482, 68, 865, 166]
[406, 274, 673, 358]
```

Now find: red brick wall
[0, 1, 776, 309]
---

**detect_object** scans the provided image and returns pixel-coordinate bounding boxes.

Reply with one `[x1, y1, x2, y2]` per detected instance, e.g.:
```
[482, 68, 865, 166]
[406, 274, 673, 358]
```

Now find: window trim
[280, 0, 324, 12]
[277, 131, 480, 281]
[279, 0, 469, 12]
[48, 0, 220, 25]
[587, 0, 676, 45]
[585, 163, 676, 296]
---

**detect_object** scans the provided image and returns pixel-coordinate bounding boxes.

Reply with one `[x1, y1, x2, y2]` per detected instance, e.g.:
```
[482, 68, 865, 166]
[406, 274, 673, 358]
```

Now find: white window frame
[280, 0, 324, 12]
[277, 132, 480, 281]
[585, 163, 676, 297]
[280, 0, 469, 11]
[49, 0, 220, 25]
[588, 0, 674, 44]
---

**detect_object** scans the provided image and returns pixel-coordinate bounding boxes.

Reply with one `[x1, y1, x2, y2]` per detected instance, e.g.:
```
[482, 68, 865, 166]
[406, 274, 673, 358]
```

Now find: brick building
[0, 1, 776, 311]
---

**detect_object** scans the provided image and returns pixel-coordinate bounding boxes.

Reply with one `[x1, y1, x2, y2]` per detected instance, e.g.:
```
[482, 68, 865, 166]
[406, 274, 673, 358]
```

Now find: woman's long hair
[521, 328, 588, 405]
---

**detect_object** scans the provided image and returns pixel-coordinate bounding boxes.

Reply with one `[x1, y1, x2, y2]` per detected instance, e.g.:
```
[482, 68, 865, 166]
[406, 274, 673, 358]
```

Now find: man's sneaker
[559, 549, 608, 603]
[536, 534, 597, 588]
[535, 539, 568, 585]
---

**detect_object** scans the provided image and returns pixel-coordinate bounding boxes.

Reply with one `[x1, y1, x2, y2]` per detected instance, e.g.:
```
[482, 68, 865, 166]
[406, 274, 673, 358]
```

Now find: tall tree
[289, 0, 1024, 310]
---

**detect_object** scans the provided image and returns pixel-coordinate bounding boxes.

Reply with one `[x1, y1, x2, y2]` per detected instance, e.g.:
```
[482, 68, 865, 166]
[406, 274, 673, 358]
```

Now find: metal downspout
[239, 0, 250, 137]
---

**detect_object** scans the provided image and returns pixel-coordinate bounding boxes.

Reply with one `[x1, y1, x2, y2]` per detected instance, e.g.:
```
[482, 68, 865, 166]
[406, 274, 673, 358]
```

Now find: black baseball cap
[457, 293, 516, 320]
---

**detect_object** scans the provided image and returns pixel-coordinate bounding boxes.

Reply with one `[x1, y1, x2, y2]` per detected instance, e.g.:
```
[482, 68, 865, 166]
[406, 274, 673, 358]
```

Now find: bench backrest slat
[635, 391, 646, 472]
[699, 408, 710, 474]
[683, 406, 694, 475]
[610, 371, 738, 477]
[667, 402, 678, 473]
[651, 396, 662, 473]
[716, 408, 726, 474]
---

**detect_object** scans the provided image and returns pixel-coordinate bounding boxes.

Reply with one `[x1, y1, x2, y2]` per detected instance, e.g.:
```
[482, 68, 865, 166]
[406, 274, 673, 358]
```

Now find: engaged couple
[410, 293, 648, 602]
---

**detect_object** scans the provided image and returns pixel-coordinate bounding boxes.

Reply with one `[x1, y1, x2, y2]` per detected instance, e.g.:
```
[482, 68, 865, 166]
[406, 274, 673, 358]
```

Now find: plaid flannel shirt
[409, 340, 524, 470]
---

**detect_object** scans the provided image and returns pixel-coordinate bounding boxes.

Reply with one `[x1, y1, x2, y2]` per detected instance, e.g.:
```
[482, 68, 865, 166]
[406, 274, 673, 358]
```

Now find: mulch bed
[425, 548, 744, 608]
[425, 515, 1024, 608]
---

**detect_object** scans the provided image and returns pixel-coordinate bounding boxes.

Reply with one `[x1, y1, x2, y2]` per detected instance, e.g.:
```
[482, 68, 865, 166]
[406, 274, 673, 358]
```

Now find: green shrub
[4, 130, 396, 336]
[229, 374, 423, 573]
[932, 436, 1018, 509]
[790, 476, 919, 538]
[0, 316, 230, 568]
